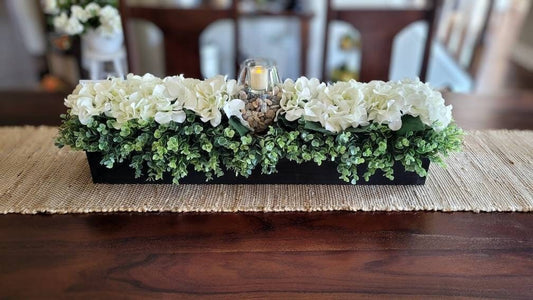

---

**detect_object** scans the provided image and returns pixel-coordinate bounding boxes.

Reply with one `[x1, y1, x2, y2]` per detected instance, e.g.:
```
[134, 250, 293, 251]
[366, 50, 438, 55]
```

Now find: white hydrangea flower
[193, 75, 231, 127]
[396, 78, 452, 131]
[52, 13, 69, 32]
[278, 79, 301, 121]
[48, 3, 122, 37]
[64, 74, 453, 132]
[154, 108, 186, 125]
[303, 80, 368, 133]
[66, 16, 84, 35]
[84, 3, 101, 16]
[118, 74, 167, 124]
[71, 5, 90, 22]
[153, 82, 187, 125]
[165, 75, 238, 126]
[92, 80, 114, 114]
[164, 75, 201, 111]
[97, 5, 122, 36]
[65, 82, 102, 125]
[53, 12, 85, 35]
[279, 77, 325, 121]
[365, 80, 405, 131]
[42, 0, 58, 14]
[75, 96, 100, 125]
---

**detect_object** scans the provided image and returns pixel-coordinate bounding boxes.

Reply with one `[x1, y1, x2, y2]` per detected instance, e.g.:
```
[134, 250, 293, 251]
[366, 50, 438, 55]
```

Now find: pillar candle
[250, 66, 268, 90]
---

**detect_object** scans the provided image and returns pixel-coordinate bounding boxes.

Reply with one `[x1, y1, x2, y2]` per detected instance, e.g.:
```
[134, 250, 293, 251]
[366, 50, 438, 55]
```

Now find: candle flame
[253, 66, 264, 74]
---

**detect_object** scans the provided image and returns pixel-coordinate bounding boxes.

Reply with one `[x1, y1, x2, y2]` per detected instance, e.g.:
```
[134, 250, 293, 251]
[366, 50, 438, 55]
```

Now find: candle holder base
[238, 85, 282, 133]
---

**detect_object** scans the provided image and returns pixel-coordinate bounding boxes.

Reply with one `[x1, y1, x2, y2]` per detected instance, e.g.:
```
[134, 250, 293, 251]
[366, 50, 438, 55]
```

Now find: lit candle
[250, 66, 268, 90]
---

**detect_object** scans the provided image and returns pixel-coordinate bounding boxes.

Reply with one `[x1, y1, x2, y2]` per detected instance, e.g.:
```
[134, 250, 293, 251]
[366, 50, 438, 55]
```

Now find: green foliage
[228, 116, 250, 137]
[397, 115, 427, 135]
[56, 111, 463, 184]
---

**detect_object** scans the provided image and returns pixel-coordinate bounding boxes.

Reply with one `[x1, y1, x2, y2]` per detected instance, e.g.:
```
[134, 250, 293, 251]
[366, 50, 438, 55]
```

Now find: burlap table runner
[1, 126, 531, 214]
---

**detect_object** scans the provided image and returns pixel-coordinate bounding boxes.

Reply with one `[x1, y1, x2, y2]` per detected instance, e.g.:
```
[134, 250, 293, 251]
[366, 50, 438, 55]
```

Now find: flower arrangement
[56, 74, 463, 184]
[42, 0, 121, 36]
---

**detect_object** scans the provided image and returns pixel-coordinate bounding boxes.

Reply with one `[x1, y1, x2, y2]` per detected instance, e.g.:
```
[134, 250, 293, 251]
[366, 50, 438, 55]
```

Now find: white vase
[83, 29, 124, 55]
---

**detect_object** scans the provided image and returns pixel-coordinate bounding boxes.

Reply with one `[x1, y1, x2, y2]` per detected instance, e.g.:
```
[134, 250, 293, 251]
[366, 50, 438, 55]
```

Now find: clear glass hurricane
[238, 58, 281, 93]
[236, 58, 282, 133]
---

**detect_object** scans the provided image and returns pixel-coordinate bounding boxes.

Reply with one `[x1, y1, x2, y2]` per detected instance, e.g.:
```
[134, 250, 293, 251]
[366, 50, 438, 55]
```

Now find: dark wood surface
[1, 90, 532, 298]
[0, 89, 67, 126]
[1, 212, 532, 299]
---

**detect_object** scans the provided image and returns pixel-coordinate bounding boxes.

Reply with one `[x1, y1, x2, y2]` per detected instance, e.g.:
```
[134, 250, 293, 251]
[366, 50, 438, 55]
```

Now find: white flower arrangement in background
[42, 0, 122, 36]
[65, 74, 453, 133]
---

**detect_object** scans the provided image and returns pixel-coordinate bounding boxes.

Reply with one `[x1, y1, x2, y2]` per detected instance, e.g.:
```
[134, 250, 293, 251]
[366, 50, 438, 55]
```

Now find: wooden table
[1, 90, 532, 298]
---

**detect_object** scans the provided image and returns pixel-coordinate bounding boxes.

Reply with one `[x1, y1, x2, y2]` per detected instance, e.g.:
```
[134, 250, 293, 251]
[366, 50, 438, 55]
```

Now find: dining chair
[322, 0, 442, 82]
[236, 10, 314, 77]
[119, 0, 238, 78]
[437, 0, 494, 73]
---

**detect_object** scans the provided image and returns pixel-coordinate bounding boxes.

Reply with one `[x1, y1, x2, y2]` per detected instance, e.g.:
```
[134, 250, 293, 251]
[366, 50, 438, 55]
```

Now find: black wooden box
[86, 152, 429, 185]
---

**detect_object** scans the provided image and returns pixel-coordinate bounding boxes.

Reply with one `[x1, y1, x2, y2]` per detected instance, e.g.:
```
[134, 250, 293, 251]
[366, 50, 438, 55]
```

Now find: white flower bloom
[164, 75, 200, 110]
[225, 79, 240, 97]
[154, 109, 186, 124]
[84, 3, 101, 16]
[42, 0, 58, 14]
[71, 5, 90, 22]
[64, 16, 84, 35]
[397, 78, 452, 131]
[223, 99, 251, 129]
[193, 75, 231, 127]
[97, 5, 122, 36]
[75, 96, 100, 125]
[152, 82, 187, 125]
[64, 83, 83, 109]
[48, 3, 121, 37]
[64, 74, 453, 132]
[363, 78, 453, 131]
[53, 13, 69, 31]
[364, 80, 405, 131]
[99, 5, 120, 20]
[65, 82, 101, 125]
[279, 77, 325, 121]
[303, 80, 368, 133]
[278, 79, 302, 121]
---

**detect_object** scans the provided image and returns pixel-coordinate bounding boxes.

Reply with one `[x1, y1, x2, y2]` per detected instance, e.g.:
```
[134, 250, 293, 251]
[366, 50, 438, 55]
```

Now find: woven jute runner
[1, 127, 532, 214]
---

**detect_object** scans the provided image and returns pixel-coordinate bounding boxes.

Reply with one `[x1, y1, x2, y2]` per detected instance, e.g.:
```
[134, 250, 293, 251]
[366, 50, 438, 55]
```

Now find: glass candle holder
[237, 58, 282, 133]
[238, 58, 280, 92]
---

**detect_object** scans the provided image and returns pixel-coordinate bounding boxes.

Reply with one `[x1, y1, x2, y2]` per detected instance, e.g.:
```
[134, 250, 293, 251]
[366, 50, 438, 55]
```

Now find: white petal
[154, 112, 171, 124]
[223, 99, 244, 118]
[388, 119, 402, 131]
[171, 111, 186, 123]
[223, 99, 251, 129]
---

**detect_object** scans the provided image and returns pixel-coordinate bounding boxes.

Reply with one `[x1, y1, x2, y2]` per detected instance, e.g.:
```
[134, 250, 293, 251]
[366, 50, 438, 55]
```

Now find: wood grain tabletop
[0, 90, 532, 298]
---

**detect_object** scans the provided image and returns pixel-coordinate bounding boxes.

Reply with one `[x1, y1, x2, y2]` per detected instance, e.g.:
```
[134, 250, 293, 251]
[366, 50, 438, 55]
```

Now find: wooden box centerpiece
[56, 59, 462, 185]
